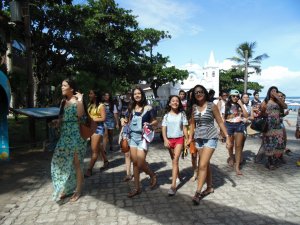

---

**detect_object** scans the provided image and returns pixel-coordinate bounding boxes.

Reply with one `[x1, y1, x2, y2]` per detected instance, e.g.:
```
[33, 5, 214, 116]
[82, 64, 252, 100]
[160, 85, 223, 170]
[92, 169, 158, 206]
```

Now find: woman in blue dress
[51, 78, 87, 202]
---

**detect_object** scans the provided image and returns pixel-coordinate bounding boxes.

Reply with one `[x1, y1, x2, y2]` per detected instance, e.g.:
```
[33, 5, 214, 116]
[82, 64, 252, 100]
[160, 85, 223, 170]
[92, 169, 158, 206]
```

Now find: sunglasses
[194, 90, 205, 95]
[222, 94, 228, 97]
[231, 95, 239, 98]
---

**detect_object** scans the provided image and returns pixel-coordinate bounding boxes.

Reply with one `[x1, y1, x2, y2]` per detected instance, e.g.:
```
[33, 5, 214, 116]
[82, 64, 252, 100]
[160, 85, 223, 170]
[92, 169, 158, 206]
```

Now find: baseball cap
[230, 89, 240, 96]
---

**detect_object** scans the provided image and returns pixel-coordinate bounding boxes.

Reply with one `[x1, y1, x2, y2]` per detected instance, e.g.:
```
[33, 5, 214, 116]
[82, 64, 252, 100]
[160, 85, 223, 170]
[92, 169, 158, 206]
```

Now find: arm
[273, 93, 287, 109]
[237, 99, 248, 118]
[187, 106, 195, 145]
[212, 104, 232, 147]
[113, 105, 119, 129]
[93, 104, 106, 122]
[162, 126, 170, 148]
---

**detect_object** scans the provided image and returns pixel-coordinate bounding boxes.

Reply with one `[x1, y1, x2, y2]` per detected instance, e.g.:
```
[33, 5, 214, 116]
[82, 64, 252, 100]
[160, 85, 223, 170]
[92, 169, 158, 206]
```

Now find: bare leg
[108, 129, 114, 150]
[171, 144, 182, 188]
[125, 151, 131, 176]
[86, 134, 102, 176]
[190, 152, 198, 181]
[196, 147, 214, 192]
[226, 136, 235, 167]
[234, 133, 244, 175]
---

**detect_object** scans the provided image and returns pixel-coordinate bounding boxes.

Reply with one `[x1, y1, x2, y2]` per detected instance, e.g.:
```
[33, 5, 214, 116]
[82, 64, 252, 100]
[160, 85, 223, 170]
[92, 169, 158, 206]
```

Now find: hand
[74, 92, 83, 101]
[164, 139, 170, 148]
[237, 99, 243, 106]
[51, 119, 60, 128]
[120, 118, 128, 126]
[225, 138, 232, 149]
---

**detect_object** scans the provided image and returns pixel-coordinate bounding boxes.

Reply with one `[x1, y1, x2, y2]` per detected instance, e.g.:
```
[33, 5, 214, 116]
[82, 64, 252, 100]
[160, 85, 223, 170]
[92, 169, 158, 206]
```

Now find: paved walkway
[1, 117, 300, 225]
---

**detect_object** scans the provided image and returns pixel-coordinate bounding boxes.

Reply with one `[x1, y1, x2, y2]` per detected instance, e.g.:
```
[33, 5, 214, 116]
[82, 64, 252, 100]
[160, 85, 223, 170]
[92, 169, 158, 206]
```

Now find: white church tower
[202, 51, 220, 97]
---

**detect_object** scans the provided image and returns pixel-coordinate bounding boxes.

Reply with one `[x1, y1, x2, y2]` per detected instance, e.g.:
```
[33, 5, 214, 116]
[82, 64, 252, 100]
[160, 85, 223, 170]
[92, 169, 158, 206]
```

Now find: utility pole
[244, 50, 248, 94]
[23, 0, 36, 144]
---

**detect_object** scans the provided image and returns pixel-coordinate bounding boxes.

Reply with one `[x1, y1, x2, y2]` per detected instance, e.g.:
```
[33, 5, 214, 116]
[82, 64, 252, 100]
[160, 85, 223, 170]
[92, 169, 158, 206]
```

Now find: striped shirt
[193, 102, 218, 139]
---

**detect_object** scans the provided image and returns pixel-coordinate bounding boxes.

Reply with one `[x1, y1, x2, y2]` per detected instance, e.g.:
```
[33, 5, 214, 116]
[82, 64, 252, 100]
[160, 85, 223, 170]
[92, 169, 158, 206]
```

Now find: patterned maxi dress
[51, 103, 87, 201]
[263, 102, 285, 156]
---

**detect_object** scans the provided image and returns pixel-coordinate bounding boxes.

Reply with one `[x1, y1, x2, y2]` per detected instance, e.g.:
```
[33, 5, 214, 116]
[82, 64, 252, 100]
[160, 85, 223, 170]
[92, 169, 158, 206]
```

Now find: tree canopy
[219, 68, 263, 95]
[1, 0, 188, 107]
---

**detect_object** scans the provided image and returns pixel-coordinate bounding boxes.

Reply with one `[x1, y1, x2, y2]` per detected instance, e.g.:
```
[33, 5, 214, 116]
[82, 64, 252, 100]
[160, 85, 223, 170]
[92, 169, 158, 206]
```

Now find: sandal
[201, 187, 214, 197]
[84, 169, 93, 178]
[100, 160, 109, 171]
[192, 191, 202, 205]
[69, 191, 81, 202]
[128, 188, 141, 198]
[150, 174, 157, 189]
[123, 175, 133, 182]
[227, 157, 234, 167]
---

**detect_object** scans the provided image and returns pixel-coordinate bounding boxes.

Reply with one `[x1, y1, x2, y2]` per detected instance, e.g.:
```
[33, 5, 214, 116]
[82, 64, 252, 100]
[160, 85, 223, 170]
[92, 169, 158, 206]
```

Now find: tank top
[193, 102, 218, 139]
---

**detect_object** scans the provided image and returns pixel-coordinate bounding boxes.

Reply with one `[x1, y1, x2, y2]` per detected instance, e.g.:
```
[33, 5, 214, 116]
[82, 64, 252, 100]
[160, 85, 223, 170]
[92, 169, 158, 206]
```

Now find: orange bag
[79, 117, 97, 140]
[120, 138, 130, 153]
[189, 140, 196, 154]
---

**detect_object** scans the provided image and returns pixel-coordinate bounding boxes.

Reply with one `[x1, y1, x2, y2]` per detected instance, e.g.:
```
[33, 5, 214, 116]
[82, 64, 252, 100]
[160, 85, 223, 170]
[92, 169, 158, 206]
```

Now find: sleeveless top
[193, 102, 218, 139]
[88, 103, 104, 124]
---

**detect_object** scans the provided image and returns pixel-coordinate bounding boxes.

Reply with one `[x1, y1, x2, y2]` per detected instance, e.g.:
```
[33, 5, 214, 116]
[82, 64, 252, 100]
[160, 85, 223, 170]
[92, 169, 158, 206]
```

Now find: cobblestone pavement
[1, 122, 300, 225]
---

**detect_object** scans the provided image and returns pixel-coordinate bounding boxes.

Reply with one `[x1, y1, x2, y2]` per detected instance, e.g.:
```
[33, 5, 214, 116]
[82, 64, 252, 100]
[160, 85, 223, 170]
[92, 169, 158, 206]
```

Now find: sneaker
[176, 178, 182, 185]
[168, 187, 176, 196]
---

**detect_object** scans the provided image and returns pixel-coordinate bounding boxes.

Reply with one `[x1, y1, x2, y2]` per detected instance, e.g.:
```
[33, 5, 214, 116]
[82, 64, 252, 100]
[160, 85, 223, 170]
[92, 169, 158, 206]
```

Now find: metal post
[23, 0, 36, 145]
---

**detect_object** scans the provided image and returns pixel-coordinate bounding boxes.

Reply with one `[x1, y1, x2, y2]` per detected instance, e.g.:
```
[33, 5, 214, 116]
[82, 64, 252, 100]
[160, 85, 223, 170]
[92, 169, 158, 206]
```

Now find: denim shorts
[195, 138, 218, 149]
[95, 123, 104, 136]
[129, 132, 148, 151]
[225, 122, 245, 136]
[104, 119, 115, 130]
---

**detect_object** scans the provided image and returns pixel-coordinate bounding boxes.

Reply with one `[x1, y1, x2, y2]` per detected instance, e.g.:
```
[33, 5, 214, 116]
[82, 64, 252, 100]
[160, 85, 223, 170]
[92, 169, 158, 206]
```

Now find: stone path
[0, 117, 299, 225]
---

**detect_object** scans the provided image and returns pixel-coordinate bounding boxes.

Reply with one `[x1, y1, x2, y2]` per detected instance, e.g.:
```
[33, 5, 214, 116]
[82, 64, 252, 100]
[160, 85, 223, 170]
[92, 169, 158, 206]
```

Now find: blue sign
[0, 71, 11, 161]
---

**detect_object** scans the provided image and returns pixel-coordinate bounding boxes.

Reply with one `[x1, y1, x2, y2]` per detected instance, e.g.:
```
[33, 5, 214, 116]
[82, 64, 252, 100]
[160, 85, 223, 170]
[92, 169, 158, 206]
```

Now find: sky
[75, 0, 300, 96]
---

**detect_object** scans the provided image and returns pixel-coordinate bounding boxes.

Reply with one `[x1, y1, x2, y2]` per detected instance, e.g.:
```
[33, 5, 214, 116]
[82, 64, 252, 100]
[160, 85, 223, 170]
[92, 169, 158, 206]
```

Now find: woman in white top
[162, 95, 188, 196]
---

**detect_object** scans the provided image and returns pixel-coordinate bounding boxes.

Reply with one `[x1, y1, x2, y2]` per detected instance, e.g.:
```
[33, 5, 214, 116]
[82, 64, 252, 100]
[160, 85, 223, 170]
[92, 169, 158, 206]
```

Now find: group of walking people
[50, 78, 297, 206]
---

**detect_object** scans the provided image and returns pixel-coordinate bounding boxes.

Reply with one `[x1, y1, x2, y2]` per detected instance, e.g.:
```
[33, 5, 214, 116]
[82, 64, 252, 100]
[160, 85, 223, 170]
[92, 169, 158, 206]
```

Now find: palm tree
[229, 42, 269, 93]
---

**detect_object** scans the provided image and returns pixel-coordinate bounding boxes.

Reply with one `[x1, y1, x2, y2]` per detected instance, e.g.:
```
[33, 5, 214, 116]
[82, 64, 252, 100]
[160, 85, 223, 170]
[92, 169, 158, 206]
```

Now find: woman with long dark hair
[103, 92, 119, 168]
[260, 86, 287, 169]
[126, 87, 158, 197]
[162, 95, 188, 196]
[187, 85, 230, 205]
[51, 78, 87, 202]
[84, 89, 106, 177]
[224, 90, 248, 175]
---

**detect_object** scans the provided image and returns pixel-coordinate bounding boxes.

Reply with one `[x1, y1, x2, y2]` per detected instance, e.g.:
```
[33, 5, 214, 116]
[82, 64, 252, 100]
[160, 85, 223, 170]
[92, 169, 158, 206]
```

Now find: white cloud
[249, 66, 300, 97]
[121, 0, 203, 37]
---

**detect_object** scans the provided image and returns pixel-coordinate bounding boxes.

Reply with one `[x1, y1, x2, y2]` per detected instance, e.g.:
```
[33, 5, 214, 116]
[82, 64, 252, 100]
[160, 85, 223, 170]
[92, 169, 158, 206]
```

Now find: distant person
[224, 89, 248, 175]
[120, 91, 133, 182]
[251, 91, 261, 107]
[260, 86, 287, 170]
[295, 108, 300, 166]
[51, 78, 87, 202]
[179, 90, 187, 111]
[103, 92, 119, 155]
[217, 91, 228, 118]
[208, 89, 216, 102]
[84, 89, 106, 178]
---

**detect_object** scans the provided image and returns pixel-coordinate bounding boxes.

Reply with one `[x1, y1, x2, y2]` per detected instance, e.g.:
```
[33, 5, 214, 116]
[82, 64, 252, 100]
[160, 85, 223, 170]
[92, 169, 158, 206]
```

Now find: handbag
[120, 138, 130, 153]
[250, 117, 268, 133]
[79, 115, 97, 140]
